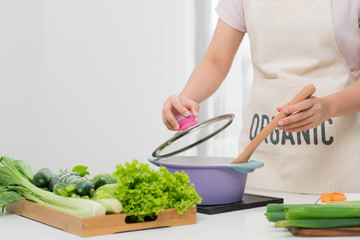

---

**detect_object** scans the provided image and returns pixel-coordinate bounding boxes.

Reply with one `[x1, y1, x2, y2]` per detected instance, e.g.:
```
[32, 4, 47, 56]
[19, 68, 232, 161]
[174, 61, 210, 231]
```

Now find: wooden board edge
[287, 226, 360, 237]
[6, 200, 84, 236]
[6, 200, 197, 237]
[81, 206, 197, 237]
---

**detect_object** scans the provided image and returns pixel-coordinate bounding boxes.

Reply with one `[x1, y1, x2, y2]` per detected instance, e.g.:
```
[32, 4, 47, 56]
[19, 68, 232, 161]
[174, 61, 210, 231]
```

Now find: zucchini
[94, 177, 107, 190]
[33, 168, 53, 188]
[75, 180, 95, 197]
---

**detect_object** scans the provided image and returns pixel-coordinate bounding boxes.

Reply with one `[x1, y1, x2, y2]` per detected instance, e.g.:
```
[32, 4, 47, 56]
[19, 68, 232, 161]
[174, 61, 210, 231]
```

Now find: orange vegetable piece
[321, 192, 346, 203]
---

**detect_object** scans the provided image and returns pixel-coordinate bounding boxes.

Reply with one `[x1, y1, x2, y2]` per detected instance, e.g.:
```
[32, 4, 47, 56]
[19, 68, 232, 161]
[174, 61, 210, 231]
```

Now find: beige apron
[240, 0, 360, 193]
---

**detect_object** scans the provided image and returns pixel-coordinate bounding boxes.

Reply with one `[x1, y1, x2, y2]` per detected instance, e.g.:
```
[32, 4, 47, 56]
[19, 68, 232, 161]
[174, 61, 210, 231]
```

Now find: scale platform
[197, 193, 283, 215]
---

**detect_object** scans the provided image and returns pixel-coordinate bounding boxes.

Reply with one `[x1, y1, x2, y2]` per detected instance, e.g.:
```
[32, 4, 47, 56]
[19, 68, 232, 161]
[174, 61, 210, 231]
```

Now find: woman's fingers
[282, 122, 317, 133]
[277, 97, 329, 132]
[282, 98, 314, 115]
[162, 95, 200, 131]
[169, 95, 191, 117]
[162, 111, 178, 130]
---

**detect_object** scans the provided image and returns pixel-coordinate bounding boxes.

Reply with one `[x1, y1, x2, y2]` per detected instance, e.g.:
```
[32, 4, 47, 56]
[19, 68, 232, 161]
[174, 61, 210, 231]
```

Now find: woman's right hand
[162, 95, 199, 131]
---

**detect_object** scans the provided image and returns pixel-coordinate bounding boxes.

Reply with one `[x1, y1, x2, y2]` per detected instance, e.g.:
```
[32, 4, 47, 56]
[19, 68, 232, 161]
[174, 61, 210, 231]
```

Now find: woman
[162, 0, 360, 194]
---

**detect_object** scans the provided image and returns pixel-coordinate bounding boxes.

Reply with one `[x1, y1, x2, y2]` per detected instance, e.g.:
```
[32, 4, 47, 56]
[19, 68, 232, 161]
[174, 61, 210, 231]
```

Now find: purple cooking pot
[149, 114, 263, 205]
[148, 156, 263, 205]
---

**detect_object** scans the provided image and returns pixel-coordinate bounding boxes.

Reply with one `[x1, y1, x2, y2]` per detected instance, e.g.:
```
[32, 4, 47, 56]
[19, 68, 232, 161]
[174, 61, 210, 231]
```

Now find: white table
[1, 189, 358, 240]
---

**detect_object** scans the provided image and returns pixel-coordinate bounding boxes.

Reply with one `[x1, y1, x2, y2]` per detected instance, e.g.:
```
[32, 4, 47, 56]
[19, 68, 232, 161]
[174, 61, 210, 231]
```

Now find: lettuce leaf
[96, 159, 201, 222]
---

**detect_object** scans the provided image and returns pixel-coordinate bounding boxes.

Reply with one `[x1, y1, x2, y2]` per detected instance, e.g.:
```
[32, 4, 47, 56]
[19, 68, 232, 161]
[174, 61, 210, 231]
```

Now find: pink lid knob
[176, 112, 198, 132]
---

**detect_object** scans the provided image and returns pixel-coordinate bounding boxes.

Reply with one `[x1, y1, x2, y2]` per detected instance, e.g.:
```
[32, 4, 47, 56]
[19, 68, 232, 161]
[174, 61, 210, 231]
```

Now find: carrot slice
[321, 192, 346, 203]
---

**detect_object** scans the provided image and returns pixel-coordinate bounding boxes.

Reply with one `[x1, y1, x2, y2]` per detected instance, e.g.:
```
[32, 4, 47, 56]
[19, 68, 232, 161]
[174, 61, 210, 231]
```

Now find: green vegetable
[93, 183, 119, 199]
[265, 211, 286, 222]
[92, 174, 117, 190]
[94, 177, 107, 190]
[49, 172, 94, 196]
[266, 202, 360, 229]
[275, 218, 360, 229]
[33, 168, 53, 188]
[93, 173, 117, 184]
[94, 198, 122, 213]
[53, 183, 76, 197]
[94, 159, 202, 222]
[0, 156, 105, 217]
[265, 203, 324, 222]
[49, 172, 78, 191]
[75, 180, 94, 197]
[0, 189, 25, 213]
[286, 205, 360, 219]
[72, 165, 90, 177]
[327, 200, 360, 206]
[13, 160, 34, 182]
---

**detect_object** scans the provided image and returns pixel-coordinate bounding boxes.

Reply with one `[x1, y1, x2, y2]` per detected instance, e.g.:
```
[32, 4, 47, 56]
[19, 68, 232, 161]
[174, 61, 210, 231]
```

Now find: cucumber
[94, 177, 107, 190]
[75, 180, 95, 197]
[33, 168, 53, 188]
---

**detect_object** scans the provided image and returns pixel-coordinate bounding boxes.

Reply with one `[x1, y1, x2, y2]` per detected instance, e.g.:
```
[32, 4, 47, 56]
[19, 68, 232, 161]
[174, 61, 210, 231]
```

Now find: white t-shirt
[216, 0, 360, 79]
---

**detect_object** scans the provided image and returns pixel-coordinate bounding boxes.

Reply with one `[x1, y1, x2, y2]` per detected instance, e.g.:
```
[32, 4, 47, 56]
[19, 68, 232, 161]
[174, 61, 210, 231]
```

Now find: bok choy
[0, 156, 105, 217]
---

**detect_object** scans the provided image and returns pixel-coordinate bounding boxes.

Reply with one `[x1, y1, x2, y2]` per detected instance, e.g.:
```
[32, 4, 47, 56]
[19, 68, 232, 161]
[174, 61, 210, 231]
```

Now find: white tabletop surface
[1, 188, 358, 240]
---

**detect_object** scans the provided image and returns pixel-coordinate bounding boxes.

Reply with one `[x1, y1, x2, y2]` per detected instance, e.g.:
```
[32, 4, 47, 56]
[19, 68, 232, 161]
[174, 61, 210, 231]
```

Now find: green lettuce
[95, 159, 202, 222]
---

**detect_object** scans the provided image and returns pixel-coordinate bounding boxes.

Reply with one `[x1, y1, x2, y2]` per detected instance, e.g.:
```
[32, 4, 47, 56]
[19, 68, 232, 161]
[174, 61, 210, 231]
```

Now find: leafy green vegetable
[72, 165, 90, 177]
[0, 156, 105, 217]
[13, 160, 34, 182]
[0, 190, 25, 210]
[93, 183, 120, 199]
[94, 159, 201, 222]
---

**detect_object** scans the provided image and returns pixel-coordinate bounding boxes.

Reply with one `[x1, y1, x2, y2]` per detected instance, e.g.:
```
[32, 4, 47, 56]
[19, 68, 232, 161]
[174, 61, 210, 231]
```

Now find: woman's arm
[278, 80, 360, 132]
[162, 18, 245, 130]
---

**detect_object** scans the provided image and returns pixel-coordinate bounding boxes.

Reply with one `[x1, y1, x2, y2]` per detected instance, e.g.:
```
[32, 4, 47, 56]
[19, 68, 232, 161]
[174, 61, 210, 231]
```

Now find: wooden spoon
[231, 83, 316, 164]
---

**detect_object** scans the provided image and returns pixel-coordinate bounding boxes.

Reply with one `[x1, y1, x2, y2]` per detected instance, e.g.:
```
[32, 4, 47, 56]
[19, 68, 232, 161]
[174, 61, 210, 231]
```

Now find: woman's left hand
[276, 96, 330, 132]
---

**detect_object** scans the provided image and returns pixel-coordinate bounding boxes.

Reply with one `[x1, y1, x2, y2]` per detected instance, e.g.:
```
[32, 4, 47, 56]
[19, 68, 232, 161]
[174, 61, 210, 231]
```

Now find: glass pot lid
[152, 113, 234, 158]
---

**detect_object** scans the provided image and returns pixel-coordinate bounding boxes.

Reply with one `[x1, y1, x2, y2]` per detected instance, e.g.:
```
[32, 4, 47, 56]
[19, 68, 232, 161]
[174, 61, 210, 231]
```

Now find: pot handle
[226, 160, 264, 173]
[147, 156, 160, 166]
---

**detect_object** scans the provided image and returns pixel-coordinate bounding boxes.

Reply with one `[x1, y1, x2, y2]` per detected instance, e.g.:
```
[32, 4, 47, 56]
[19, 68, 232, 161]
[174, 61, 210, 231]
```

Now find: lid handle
[176, 112, 198, 132]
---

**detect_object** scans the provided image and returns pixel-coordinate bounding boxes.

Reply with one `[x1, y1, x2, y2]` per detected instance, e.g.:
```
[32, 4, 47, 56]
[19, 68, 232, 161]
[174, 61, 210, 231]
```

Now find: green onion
[286, 205, 360, 219]
[275, 218, 360, 229]
[265, 211, 286, 222]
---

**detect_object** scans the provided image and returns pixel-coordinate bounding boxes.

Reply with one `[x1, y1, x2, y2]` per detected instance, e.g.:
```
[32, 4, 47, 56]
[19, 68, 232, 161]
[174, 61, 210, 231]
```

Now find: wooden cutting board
[6, 200, 197, 237]
[287, 226, 360, 237]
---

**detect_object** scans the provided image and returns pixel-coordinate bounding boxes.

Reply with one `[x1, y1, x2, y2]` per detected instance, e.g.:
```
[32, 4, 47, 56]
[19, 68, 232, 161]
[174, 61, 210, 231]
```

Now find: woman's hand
[276, 96, 330, 132]
[162, 95, 199, 131]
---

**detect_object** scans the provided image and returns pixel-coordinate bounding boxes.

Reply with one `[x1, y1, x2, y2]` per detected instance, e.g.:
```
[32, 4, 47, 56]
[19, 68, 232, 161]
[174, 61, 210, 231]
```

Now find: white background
[0, 0, 199, 174]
